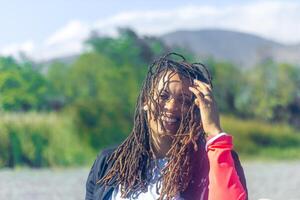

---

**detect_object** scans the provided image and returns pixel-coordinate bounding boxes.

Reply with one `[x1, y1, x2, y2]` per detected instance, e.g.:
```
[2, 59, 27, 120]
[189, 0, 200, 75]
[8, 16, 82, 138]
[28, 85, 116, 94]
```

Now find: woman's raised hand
[189, 79, 223, 137]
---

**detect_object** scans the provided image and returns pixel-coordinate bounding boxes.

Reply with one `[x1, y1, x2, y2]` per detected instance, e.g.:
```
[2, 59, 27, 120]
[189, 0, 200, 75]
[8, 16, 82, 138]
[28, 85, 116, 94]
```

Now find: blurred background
[0, 0, 300, 199]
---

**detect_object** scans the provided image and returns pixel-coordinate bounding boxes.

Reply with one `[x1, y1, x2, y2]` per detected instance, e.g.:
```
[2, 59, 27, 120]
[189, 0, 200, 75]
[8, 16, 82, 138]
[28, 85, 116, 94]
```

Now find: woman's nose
[164, 98, 179, 112]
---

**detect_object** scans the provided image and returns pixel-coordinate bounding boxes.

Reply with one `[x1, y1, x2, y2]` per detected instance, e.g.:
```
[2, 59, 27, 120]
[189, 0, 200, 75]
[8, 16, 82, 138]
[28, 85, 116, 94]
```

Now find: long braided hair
[98, 53, 213, 199]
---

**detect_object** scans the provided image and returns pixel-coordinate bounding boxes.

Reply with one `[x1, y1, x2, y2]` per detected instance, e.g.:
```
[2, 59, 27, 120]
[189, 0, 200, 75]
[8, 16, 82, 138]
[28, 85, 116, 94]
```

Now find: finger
[193, 83, 212, 97]
[194, 79, 212, 89]
[194, 79, 212, 92]
[195, 85, 211, 97]
[194, 98, 200, 107]
[189, 87, 205, 102]
[190, 87, 214, 109]
[191, 84, 213, 100]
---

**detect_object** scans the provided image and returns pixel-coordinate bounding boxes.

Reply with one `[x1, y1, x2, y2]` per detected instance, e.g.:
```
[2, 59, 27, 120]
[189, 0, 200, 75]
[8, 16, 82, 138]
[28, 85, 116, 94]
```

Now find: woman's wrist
[207, 126, 223, 137]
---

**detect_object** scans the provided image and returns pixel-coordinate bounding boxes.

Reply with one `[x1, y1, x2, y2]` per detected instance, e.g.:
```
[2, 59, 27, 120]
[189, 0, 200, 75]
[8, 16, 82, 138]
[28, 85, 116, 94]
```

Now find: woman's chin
[162, 121, 180, 134]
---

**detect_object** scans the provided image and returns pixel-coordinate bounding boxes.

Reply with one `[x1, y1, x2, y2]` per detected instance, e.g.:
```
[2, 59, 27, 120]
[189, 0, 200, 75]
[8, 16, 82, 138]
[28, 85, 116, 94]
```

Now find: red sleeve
[206, 134, 247, 200]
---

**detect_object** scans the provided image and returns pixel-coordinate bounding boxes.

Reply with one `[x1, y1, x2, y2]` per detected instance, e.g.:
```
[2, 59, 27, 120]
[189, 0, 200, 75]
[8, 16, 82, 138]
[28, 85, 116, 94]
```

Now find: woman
[86, 53, 247, 200]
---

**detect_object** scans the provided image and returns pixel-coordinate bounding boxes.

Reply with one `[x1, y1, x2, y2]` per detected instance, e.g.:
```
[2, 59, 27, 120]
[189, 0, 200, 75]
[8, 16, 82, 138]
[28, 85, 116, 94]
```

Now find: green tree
[235, 60, 299, 121]
[0, 56, 49, 111]
[46, 61, 70, 110]
[86, 28, 155, 68]
[65, 52, 141, 148]
[205, 58, 243, 113]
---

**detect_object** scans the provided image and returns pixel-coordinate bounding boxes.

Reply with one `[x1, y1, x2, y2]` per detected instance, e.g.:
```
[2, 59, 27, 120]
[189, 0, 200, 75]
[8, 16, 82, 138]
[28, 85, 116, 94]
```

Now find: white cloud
[94, 1, 300, 44]
[36, 41, 83, 61]
[1, 0, 300, 61]
[30, 20, 91, 61]
[45, 20, 89, 46]
[93, 5, 223, 36]
[0, 41, 35, 58]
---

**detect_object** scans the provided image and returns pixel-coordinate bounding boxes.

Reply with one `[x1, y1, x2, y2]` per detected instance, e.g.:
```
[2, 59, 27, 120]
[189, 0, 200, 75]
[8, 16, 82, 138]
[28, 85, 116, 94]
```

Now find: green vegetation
[222, 115, 300, 160]
[0, 28, 299, 167]
[0, 57, 50, 111]
[0, 112, 94, 167]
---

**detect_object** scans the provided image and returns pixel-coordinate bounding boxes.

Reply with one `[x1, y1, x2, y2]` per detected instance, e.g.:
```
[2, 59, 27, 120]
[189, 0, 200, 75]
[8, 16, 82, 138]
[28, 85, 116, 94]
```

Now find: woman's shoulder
[87, 146, 118, 183]
[97, 147, 116, 160]
[94, 146, 117, 173]
[86, 147, 118, 200]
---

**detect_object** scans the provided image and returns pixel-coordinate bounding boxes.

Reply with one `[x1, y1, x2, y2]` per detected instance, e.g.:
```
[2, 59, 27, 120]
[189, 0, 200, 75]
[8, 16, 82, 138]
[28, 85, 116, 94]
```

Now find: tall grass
[221, 115, 300, 160]
[1, 112, 299, 168]
[0, 112, 94, 167]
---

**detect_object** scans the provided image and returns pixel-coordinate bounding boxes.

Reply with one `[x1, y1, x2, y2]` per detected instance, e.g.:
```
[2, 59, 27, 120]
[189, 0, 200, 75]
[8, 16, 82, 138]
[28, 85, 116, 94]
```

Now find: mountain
[39, 29, 300, 69]
[161, 29, 300, 68]
[38, 54, 78, 74]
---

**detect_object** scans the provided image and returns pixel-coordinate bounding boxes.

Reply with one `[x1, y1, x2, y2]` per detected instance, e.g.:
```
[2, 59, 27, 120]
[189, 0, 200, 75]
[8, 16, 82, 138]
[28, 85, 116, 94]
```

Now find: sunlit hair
[98, 53, 213, 199]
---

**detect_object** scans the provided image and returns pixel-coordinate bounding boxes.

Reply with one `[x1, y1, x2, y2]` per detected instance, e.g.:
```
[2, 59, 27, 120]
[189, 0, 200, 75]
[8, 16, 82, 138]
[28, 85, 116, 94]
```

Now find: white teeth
[162, 116, 177, 123]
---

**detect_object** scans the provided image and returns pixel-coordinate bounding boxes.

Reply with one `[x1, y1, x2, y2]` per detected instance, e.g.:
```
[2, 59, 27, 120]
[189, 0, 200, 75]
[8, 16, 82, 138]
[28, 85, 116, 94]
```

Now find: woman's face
[145, 70, 194, 139]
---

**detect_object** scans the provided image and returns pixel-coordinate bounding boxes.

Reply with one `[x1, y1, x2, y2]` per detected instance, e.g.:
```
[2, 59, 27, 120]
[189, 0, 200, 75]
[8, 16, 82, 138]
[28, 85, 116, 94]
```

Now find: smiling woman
[85, 53, 247, 200]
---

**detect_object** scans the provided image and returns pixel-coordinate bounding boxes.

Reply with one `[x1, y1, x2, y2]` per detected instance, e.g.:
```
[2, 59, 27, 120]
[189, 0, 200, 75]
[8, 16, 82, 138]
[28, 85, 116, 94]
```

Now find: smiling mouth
[161, 115, 180, 123]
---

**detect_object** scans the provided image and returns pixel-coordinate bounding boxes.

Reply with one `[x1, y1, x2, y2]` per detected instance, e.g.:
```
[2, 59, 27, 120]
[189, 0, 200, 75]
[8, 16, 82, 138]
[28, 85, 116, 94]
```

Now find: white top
[110, 157, 183, 200]
[110, 133, 226, 200]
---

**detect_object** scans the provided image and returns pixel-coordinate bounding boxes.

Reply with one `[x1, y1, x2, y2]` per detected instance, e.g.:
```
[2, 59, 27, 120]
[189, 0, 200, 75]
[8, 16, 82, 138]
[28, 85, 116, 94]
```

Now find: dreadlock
[98, 53, 213, 199]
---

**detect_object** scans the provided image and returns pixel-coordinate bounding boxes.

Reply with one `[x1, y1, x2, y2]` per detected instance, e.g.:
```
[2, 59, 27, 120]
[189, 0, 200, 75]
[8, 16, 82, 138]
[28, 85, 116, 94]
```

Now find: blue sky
[0, 0, 299, 60]
[0, 0, 249, 44]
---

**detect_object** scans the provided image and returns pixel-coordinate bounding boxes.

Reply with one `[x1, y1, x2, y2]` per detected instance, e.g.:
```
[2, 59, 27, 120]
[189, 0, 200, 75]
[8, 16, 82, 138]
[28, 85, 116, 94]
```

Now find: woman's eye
[159, 93, 169, 100]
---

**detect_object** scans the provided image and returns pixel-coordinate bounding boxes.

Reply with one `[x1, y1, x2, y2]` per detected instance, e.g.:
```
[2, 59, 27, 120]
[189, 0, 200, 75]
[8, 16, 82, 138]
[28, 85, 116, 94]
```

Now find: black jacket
[85, 147, 247, 200]
[86, 148, 116, 200]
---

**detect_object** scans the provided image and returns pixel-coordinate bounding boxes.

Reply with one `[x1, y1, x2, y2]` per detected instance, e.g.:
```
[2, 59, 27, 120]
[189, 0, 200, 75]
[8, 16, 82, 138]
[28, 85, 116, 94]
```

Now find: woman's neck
[150, 133, 173, 159]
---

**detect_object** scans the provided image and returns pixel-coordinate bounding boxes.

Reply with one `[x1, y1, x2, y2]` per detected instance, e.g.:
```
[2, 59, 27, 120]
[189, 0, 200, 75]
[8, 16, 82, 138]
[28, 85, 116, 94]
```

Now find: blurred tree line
[1, 28, 300, 167]
[206, 58, 300, 125]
